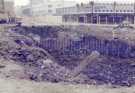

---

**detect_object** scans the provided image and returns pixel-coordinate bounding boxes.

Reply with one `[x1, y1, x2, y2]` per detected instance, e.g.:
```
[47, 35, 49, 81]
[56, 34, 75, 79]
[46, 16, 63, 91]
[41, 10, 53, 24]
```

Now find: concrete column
[72, 15, 74, 22]
[127, 16, 129, 22]
[119, 17, 122, 23]
[70, 15, 72, 22]
[97, 15, 99, 24]
[134, 16, 135, 24]
[68, 16, 71, 22]
[74, 15, 77, 23]
[87, 15, 91, 23]
[69, 15, 72, 22]
[97, 15, 98, 24]
[99, 15, 100, 24]
[76, 15, 79, 23]
[75, 15, 77, 22]
[84, 15, 87, 23]
[71, 15, 74, 22]
[86, 16, 88, 23]
[113, 16, 115, 24]
[91, 15, 93, 24]
[105, 16, 108, 24]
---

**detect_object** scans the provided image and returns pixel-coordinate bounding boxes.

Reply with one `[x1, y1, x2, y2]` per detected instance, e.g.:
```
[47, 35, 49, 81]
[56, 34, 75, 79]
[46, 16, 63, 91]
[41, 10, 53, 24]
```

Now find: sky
[12, 0, 135, 6]
[14, 0, 29, 6]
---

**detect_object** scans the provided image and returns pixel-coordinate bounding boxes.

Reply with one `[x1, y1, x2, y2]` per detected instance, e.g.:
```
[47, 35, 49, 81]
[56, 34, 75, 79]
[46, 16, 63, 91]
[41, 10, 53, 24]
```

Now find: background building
[0, 0, 15, 23]
[0, 0, 5, 19]
[57, 2, 135, 24]
[30, 0, 77, 16]
[5, 0, 15, 17]
[0, 0, 4, 13]
[15, 5, 31, 17]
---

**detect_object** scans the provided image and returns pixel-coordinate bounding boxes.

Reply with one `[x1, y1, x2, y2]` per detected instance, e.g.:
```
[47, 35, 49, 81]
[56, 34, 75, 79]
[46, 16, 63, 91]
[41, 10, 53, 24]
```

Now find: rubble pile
[84, 58, 135, 86]
[5, 25, 135, 87]
[12, 26, 135, 66]
[0, 27, 91, 84]
[0, 29, 67, 82]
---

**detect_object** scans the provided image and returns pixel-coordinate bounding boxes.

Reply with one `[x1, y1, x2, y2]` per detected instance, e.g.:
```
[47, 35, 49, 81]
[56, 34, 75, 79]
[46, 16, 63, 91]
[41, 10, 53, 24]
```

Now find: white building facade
[30, 0, 77, 16]
[0, 0, 15, 23]
[57, 2, 135, 24]
[0, 0, 5, 19]
[0, 0, 4, 13]
[4, 1, 15, 17]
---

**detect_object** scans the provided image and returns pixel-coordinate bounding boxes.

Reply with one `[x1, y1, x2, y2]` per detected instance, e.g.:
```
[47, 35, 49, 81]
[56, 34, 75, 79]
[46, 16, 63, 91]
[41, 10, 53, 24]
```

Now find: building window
[48, 5, 52, 8]
[127, 10, 131, 12]
[120, 10, 122, 12]
[48, 9, 52, 13]
[116, 10, 119, 12]
[57, 4, 61, 7]
[96, 10, 101, 12]
[110, 10, 113, 12]
[131, 10, 133, 12]
[106, 10, 109, 12]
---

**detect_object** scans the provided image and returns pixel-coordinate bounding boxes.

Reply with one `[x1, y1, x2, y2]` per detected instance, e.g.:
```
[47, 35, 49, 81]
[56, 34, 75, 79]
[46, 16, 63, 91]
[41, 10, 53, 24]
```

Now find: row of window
[48, 4, 62, 8]
[61, 7, 135, 14]
[94, 9, 134, 12]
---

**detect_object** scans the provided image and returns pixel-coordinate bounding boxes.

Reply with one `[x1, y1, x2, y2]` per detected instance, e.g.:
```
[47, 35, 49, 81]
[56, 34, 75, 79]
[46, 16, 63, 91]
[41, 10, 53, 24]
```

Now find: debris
[0, 25, 135, 87]
[71, 51, 100, 78]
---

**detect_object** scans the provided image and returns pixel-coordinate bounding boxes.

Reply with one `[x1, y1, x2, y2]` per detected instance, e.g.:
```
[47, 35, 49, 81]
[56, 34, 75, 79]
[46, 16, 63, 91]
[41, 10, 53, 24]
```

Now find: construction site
[1, 0, 135, 93]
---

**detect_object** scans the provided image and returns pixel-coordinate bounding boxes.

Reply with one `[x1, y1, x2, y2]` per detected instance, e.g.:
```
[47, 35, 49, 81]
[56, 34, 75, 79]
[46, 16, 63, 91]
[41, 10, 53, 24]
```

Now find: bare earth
[0, 58, 133, 93]
[1, 24, 135, 93]
[0, 78, 135, 93]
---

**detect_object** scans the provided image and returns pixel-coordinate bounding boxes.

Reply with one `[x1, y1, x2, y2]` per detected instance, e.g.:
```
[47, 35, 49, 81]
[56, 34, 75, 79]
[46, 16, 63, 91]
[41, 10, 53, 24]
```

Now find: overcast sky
[13, 0, 135, 6]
